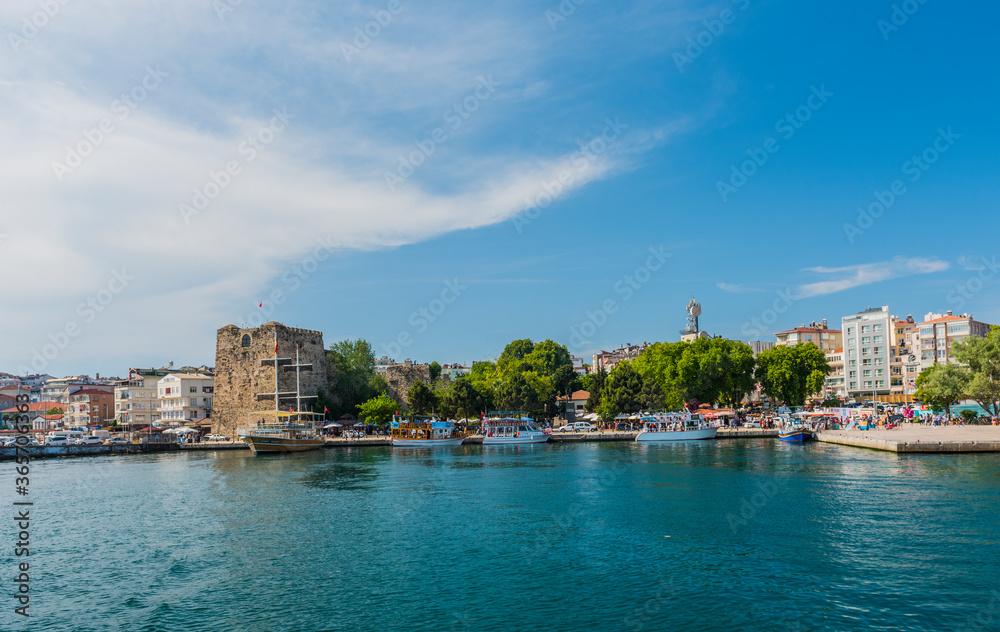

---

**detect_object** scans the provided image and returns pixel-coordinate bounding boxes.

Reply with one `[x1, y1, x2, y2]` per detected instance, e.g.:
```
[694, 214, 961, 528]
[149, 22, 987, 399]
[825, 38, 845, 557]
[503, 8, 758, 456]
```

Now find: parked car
[204, 434, 230, 442]
[74, 436, 104, 446]
[744, 421, 762, 429]
[45, 436, 71, 446]
[108, 437, 130, 445]
[558, 422, 596, 432]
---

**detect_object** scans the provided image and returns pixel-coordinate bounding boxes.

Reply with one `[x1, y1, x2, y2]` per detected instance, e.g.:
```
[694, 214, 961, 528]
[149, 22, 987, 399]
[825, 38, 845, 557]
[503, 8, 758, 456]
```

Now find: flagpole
[274, 330, 279, 424]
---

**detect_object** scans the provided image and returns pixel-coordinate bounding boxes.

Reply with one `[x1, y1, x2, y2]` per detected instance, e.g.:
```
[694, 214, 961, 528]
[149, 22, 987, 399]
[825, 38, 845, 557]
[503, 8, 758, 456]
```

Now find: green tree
[526, 339, 572, 376]
[496, 373, 541, 413]
[585, 366, 607, 412]
[46, 407, 63, 415]
[596, 399, 617, 423]
[951, 326, 1000, 416]
[429, 361, 442, 382]
[442, 377, 486, 420]
[498, 339, 535, 372]
[915, 363, 969, 417]
[406, 381, 438, 414]
[603, 361, 644, 414]
[326, 339, 387, 415]
[755, 343, 831, 407]
[639, 379, 666, 410]
[357, 393, 398, 425]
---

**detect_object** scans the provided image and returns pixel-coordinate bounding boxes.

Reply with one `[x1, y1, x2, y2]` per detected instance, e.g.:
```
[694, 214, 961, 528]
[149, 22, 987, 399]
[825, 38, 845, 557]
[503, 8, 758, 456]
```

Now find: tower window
[241, 334, 251, 347]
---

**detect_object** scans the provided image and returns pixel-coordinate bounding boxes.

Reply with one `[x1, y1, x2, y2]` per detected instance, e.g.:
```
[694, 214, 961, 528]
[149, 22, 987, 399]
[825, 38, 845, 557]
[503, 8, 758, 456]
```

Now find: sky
[1, 0, 998, 378]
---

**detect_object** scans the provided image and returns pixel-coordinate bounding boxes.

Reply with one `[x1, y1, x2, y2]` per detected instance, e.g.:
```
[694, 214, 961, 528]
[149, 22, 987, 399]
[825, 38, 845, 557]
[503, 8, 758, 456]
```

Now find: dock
[817, 425, 1000, 453]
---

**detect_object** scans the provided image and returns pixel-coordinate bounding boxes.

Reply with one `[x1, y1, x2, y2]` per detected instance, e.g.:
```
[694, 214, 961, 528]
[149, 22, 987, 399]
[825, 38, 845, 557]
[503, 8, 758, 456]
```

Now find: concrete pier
[818, 425, 1000, 453]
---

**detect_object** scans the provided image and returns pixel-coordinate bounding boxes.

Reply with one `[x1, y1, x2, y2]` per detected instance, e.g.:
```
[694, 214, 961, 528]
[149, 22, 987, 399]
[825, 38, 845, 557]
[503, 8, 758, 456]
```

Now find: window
[862, 325, 870, 333]
[876, 369, 883, 377]
[874, 358, 883, 366]
[849, 349, 856, 357]
[873, 335, 882, 343]
[849, 371, 857, 378]
[862, 359, 871, 366]
[864, 381, 872, 388]
[848, 338, 856, 346]
[863, 370, 871, 377]
[862, 336, 871, 344]
[938, 350, 946, 358]
[849, 360, 856, 367]
[241, 334, 251, 347]
[847, 327, 854, 335]
[862, 347, 871, 356]
[850, 382, 857, 389]
[873, 324, 882, 332]
[190, 386, 197, 393]
[873, 347, 882, 354]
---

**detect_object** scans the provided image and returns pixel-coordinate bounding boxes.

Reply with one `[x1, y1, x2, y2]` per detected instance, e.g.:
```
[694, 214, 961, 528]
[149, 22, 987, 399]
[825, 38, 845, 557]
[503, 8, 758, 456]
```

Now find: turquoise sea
[4, 440, 999, 631]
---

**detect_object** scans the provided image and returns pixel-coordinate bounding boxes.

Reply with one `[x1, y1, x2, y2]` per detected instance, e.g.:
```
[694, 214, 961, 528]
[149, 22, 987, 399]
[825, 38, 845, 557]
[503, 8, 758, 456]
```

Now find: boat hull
[778, 430, 815, 442]
[391, 437, 466, 447]
[635, 427, 718, 442]
[482, 434, 550, 445]
[244, 436, 326, 454]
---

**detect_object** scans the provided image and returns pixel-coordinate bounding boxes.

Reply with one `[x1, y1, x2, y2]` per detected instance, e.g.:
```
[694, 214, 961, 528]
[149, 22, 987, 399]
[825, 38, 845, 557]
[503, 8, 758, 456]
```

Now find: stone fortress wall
[213, 322, 327, 438]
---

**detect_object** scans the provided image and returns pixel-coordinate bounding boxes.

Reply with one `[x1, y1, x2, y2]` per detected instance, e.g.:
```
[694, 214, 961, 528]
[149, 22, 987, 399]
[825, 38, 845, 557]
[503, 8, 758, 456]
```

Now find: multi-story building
[903, 325, 922, 397]
[917, 311, 992, 370]
[439, 363, 469, 381]
[65, 388, 115, 427]
[774, 320, 843, 351]
[374, 356, 396, 374]
[157, 373, 214, 424]
[570, 355, 588, 375]
[824, 348, 846, 400]
[114, 365, 214, 426]
[842, 306, 893, 401]
[593, 343, 649, 372]
[889, 315, 917, 403]
[742, 340, 776, 356]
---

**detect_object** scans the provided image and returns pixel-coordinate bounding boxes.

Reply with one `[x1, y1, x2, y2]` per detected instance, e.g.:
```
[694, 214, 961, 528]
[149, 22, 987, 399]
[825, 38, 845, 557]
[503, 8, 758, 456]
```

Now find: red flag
[291, 408, 295, 413]
[274, 341, 278, 353]
[258, 301, 263, 308]
[324, 407, 329, 413]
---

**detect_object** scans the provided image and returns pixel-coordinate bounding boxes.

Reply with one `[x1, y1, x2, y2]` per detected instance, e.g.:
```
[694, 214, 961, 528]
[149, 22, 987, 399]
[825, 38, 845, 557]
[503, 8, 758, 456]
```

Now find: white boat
[390, 415, 467, 447]
[482, 414, 550, 445]
[635, 411, 718, 442]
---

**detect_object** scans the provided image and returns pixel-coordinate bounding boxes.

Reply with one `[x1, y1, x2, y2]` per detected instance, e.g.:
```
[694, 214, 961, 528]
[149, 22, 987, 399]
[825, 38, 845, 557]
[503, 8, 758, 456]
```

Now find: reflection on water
[17, 440, 1000, 632]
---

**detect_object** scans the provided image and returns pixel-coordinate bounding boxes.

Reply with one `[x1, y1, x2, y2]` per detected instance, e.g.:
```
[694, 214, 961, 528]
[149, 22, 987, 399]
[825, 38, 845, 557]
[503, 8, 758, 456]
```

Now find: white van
[47, 430, 85, 443]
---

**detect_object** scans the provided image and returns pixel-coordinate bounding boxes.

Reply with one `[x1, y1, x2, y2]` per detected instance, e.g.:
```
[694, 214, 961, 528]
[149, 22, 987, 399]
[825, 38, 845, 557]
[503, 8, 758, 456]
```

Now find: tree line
[915, 326, 1000, 417]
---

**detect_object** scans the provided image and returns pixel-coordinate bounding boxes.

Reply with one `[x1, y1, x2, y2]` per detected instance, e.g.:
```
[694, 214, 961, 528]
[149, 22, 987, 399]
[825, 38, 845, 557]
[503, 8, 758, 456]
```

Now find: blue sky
[2, 0, 998, 377]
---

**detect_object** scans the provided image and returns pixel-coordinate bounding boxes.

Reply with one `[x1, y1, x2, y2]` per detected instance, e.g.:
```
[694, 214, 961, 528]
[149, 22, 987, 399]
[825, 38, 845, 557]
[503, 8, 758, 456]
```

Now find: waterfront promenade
[818, 424, 1000, 453]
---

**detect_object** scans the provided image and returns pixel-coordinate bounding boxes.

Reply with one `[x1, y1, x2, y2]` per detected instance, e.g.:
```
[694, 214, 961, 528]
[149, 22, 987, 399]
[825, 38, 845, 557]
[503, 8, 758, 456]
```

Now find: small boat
[482, 413, 550, 445]
[778, 427, 816, 442]
[390, 415, 466, 447]
[635, 411, 717, 442]
[777, 417, 816, 442]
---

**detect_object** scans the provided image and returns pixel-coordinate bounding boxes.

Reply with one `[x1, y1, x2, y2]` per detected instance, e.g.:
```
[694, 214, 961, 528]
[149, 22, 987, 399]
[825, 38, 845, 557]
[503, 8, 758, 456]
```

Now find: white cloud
[795, 257, 950, 299]
[0, 0, 698, 375]
[716, 282, 766, 294]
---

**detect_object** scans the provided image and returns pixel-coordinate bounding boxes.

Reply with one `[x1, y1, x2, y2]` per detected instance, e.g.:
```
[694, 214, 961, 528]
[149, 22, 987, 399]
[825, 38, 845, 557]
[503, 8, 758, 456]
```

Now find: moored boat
[778, 428, 816, 442]
[482, 412, 550, 445]
[635, 411, 717, 442]
[391, 415, 466, 447]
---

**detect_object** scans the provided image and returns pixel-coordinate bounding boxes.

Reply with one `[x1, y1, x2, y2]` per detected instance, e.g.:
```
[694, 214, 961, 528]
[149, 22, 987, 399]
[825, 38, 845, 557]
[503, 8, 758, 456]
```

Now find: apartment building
[65, 388, 114, 427]
[774, 320, 843, 351]
[842, 306, 893, 400]
[115, 365, 214, 426]
[918, 311, 992, 370]
[824, 348, 846, 400]
[888, 315, 917, 403]
[157, 373, 214, 424]
[593, 343, 649, 372]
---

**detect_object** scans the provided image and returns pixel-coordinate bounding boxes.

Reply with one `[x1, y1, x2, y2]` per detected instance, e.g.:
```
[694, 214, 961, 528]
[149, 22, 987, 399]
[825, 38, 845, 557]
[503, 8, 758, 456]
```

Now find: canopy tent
[323, 423, 343, 429]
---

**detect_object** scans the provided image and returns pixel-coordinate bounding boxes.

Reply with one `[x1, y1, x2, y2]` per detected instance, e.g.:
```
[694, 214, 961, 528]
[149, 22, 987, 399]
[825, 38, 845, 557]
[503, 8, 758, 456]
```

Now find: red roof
[920, 315, 969, 324]
[70, 388, 112, 396]
[775, 327, 842, 335]
[1, 400, 63, 413]
[556, 390, 590, 401]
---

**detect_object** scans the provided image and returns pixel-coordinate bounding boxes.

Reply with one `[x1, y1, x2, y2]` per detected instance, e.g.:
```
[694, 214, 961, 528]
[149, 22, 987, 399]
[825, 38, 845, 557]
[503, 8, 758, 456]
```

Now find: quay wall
[817, 431, 1000, 453]
[0, 442, 180, 461]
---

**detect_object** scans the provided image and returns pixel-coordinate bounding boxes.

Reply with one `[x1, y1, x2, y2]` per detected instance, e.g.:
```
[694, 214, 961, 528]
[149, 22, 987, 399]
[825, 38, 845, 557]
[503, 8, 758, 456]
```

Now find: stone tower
[213, 322, 327, 438]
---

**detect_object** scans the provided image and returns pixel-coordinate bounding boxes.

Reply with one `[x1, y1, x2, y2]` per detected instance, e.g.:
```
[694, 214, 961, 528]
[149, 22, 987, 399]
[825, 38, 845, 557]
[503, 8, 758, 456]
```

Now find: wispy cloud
[795, 257, 950, 299]
[716, 282, 767, 294]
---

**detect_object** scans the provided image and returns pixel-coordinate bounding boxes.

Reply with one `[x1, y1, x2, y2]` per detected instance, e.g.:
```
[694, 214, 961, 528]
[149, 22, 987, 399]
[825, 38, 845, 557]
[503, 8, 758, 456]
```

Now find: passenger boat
[390, 415, 467, 447]
[635, 411, 717, 442]
[242, 334, 327, 455]
[482, 412, 550, 445]
[243, 412, 327, 454]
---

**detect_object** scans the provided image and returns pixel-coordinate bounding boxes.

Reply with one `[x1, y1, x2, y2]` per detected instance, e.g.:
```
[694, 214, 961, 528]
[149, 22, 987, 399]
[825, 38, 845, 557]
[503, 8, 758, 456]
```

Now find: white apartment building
[593, 343, 649, 372]
[157, 373, 214, 424]
[774, 320, 842, 351]
[842, 306, 893, 400]
[824, 348, 846, 399]
[918, 311, 991, 370]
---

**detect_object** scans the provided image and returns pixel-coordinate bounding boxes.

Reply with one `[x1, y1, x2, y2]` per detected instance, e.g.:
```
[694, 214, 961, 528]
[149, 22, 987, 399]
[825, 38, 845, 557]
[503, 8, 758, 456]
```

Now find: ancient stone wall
[384, 364, 431, 408]
[213, 322, 327, 438]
